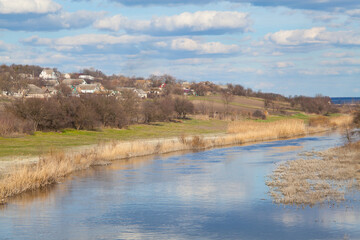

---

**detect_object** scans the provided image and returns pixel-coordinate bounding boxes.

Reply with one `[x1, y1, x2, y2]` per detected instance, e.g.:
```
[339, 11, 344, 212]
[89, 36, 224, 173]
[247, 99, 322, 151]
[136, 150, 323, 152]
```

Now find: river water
[1, 132, 359, 240]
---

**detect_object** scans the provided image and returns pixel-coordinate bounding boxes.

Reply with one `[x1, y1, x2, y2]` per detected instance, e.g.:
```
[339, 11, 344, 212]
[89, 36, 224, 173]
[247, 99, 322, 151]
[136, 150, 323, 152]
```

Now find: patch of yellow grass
[228, 119, 306, 139]
[267, 141, 360, 206]
[329, 115, 354, 127]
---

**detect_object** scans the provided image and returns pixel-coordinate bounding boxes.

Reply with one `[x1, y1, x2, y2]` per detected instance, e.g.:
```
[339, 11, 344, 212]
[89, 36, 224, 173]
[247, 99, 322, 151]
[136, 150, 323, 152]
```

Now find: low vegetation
[266, 141, 360, 206]
[267, 112, 360, 206]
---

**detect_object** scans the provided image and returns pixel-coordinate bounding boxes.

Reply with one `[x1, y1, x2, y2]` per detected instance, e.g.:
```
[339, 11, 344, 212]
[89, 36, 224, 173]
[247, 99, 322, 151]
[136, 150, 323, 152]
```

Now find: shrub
[0, 111, 34, 136]
[174, 97, 194, 118]
[252, 110, 266, 120]
[354, 110, 360, 127]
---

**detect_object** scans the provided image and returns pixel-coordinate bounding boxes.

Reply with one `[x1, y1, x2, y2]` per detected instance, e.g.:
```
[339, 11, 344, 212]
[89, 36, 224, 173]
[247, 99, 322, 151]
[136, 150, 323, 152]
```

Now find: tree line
[0, 93, 194, 136]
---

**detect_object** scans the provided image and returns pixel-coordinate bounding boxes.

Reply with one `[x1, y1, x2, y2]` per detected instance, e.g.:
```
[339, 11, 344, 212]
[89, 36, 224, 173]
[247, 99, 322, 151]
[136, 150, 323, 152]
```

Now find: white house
[77, 84, 102, 94]
[134, 89, 147, 98]
[63, 73, 71, 79]
[39, 68, 58, 80]
[79, 75, 95, 81]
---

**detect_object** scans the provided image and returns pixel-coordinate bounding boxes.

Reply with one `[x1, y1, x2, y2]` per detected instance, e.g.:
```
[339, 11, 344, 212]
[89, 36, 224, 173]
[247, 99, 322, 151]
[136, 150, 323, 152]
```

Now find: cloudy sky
[1, 0, 360, 96]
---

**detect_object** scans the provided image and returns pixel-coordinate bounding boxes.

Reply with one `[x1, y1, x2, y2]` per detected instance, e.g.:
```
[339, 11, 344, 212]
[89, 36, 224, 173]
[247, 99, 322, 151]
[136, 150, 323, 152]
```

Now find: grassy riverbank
[1, 113, 351, 159]
[0, 114, 353, 204]
[0, 119, 227, 158]
[267, 141, 360, 206]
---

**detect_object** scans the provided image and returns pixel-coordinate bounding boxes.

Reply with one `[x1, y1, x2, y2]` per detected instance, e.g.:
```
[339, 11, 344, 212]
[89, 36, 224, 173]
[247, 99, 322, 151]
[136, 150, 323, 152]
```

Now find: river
[0, 131, 359, 240]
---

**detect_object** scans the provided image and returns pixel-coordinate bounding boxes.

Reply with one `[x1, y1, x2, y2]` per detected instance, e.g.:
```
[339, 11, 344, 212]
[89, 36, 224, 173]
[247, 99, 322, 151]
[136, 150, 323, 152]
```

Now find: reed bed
[0, 116, 353, 204]
[329, 115, 354, 127]
[266, 141, 360, 206]
[228, 119, 306, 139]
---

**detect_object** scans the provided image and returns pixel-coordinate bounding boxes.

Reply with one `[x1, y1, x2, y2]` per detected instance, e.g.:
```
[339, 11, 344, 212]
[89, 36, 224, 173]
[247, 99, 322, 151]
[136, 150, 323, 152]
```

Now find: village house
[77, 84, 103, 94]
[62, 73, 71, 79]
[181, 81, 191, 89]
[62, 79, 86, 86]
[43, 79, 59, 87]
[39, 68, 58, 80]
[134, 89, 147, 98]
[79, 75, 95, 81]
[25, 84, 49, 98]
[117, 87, 149, 98]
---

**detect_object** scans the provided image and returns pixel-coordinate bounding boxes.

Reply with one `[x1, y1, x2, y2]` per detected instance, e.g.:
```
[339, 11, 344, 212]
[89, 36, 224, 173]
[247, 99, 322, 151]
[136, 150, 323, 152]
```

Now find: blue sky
[0, 0, 360, 96]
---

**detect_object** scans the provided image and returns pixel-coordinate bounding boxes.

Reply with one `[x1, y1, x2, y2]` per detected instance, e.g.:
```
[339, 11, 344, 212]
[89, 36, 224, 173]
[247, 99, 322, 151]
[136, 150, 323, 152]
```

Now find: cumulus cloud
[22, 34, 153, 52]
[265, 27, 360, 46]
[22, 34, 149, 48]
[106, 0, 360, 11]
[0, 0, 61, 14]
[321, 58, 360, 66]
[94, 11, 251, 35]
[0, 10, 105, 31]
[346, 9, 360, 18]
[169, 38, 239, 54]
[275, 61, 294, 68]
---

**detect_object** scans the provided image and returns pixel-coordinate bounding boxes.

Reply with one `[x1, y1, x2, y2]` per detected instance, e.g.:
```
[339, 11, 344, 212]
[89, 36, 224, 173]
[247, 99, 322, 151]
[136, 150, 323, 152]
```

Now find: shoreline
[0, 119, 349, 204]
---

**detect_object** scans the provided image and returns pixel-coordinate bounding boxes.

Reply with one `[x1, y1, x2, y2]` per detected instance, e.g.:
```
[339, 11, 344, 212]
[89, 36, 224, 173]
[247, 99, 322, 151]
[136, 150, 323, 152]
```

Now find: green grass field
[0, 119, 228, 158]
[0, 112, 341, 159]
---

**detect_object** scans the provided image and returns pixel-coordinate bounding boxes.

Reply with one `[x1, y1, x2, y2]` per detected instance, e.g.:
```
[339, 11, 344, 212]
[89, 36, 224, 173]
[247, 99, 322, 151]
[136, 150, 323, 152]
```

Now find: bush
[0, 112, 34, 136]
[174, 97, 194, 118]
[252, 110, 266, 120]
[354, 110, 360, 127]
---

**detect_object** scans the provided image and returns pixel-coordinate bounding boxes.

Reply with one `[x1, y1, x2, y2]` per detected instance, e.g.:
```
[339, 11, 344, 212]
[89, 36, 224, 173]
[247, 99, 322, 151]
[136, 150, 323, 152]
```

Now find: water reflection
[0, 132, 359, 240]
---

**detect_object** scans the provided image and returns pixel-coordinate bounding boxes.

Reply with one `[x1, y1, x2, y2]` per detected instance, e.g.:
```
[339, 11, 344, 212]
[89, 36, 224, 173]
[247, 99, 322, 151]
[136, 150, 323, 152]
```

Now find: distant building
[134, 89, 147, 98]
[43, 80, 59, 87]
[62, 79, 86, 86]
[39, 68, 58, 80]
[25, 84, 48, 98]
[77, 84, 103, 94]
[79, 75, 95, 81]
[63, 73, 71, 79]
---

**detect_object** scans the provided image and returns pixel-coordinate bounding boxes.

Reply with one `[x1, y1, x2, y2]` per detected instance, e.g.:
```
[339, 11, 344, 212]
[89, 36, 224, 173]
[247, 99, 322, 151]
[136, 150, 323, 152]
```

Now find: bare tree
[221, 90, 234, 114]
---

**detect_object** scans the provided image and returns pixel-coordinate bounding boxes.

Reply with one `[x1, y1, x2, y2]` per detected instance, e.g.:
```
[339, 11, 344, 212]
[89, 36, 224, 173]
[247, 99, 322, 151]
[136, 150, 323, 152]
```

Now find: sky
[0, 0, 360, 97]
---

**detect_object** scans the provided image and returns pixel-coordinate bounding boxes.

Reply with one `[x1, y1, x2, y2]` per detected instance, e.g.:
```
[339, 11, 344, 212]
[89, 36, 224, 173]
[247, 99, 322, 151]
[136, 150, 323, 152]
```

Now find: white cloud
[170, 38, 239, 54]
[0, 0, 61, 14]
[94, 11, 251, 35]
[0, 10, 105, 31]
[275, 61, 294, 68]
[265, 27, 360, 46]
[255, 81, 274, 90]
[321, 58, 360, 65]
[106, 0, 360, 11]
[23, 34, 152, 51]
[322, 52, 354, 58]
[346, 9, 360, 17]
[0, 40, 12, 51]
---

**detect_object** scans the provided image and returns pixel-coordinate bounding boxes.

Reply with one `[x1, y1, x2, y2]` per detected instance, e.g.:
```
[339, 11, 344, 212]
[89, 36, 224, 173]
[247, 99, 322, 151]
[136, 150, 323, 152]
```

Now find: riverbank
[267, 140, 360, 206]
[0, 115, 353, 204]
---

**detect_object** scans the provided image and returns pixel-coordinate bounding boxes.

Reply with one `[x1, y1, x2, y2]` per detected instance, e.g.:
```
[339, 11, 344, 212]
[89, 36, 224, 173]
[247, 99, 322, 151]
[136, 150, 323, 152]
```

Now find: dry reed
[266, 141, 360, 206]
[228, 119, 306, 139]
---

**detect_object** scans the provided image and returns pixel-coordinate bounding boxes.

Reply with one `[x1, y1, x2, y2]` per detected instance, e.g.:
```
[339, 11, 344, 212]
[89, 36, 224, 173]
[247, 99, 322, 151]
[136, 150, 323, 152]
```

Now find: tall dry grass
[228, 119, 306, 139]
[309, 115, 353, 128]
[267, 141, 360, 206]
[329, 115, 354, 127]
